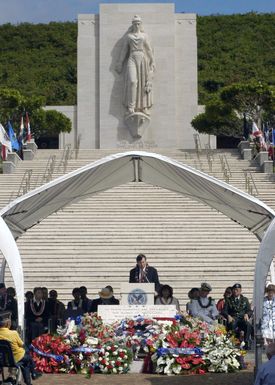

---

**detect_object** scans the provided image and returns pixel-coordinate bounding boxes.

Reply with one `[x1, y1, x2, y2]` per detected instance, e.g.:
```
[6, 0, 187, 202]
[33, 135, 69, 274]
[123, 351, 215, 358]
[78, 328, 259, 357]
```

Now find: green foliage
[197, 13, 275, 104]
[0, 22, 77, 105]
[0, 13, 274, 110]
[0, 87, 71, 138]
[220, 81, 274, 123]
[191, 95, 243, 136]
[31, 109, 71, 138]
[0, 88, 23, 121]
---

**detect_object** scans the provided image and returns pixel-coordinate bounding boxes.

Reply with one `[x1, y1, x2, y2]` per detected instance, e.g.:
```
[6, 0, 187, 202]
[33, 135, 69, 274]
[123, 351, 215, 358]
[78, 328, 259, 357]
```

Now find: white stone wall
[44, 105, 77, 149]
[77, 14, 99, 148]
[77, 3, 202, 149]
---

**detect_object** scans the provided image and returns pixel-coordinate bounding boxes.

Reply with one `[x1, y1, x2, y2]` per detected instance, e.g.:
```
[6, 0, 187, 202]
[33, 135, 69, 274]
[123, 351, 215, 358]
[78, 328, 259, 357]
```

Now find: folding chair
[0, 340, 21, 385]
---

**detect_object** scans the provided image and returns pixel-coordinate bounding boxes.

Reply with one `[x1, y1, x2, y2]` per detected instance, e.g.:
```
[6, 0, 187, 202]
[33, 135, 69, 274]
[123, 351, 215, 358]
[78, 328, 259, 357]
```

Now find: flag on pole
[7, 121, 20, 151]
[0, 123, 12, 160]
[18, 115, 25, 149]
[0, 123, 12, 152]
[252, 121, 260, 136]
[26, 112, 31, 142]
[272, 129, 275, 146]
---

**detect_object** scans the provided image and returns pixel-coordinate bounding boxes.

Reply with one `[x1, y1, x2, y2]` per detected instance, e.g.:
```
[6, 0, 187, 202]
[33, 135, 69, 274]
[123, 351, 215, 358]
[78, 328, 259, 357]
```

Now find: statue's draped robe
[121, 33, 153, 112]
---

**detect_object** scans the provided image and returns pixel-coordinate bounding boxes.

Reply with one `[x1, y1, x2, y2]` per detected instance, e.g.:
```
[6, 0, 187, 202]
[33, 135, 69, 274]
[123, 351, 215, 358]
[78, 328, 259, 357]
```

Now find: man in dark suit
[25, 287, 49, 344]
[129, 254, 160, 293]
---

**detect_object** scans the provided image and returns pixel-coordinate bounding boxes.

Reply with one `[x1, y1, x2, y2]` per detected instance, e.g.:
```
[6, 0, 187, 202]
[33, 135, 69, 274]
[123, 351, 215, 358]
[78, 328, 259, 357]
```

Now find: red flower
[166, 334, 178, 348]
[119, 352, 125, 358]
[198, 368, 206, 374]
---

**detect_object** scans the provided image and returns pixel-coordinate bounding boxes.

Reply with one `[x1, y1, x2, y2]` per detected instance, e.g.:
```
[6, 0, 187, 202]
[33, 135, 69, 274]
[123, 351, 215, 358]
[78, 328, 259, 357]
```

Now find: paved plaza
[34, 371, 254, 385]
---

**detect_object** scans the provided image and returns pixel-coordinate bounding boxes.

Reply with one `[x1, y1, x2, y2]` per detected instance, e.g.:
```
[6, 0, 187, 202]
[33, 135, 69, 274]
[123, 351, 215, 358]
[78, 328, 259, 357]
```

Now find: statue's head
[130, 15, 144, 32]
[132, 15, 142, 24]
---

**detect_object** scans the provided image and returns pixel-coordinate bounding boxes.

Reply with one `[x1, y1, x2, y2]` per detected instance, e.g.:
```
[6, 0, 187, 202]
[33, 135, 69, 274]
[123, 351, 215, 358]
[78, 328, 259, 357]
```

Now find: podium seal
[128, 288, 148, 305]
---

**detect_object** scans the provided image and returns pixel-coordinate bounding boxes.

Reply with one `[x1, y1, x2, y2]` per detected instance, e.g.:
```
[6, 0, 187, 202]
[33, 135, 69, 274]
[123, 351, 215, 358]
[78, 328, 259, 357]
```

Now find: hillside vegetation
[0, 13, 274, 105]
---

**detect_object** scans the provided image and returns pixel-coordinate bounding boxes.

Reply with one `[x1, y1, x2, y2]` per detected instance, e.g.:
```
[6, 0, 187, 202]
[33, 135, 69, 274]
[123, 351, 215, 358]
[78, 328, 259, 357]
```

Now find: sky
[0, 0, 274, 24]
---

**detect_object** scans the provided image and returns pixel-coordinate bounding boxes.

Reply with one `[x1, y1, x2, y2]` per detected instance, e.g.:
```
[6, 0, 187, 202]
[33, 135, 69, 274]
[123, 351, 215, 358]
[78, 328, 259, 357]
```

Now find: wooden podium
[120, 283, 155, 305]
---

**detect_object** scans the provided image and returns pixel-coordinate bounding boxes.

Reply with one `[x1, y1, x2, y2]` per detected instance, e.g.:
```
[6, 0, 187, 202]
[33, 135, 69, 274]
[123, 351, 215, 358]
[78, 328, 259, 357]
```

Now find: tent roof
[1, 151, 274, 240]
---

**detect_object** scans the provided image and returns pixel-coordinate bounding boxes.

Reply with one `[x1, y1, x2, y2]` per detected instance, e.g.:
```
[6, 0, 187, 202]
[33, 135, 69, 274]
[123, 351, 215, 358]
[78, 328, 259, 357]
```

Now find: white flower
[86, 337, 98, 345]
[113, 368, 117, 373]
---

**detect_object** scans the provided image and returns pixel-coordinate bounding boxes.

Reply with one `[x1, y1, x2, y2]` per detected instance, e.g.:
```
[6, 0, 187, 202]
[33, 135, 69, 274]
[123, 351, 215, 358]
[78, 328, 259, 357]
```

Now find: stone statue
[116, 15, 155, 117]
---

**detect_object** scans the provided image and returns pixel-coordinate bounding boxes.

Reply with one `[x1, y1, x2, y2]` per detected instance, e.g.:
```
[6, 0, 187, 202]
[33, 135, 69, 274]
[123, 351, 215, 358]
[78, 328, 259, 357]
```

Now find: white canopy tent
[0, 151, 274, 369]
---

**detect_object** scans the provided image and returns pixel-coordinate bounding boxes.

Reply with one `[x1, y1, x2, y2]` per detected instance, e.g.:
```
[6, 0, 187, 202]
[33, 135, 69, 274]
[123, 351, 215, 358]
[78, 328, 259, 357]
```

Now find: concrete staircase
[1, 148, 274, 309]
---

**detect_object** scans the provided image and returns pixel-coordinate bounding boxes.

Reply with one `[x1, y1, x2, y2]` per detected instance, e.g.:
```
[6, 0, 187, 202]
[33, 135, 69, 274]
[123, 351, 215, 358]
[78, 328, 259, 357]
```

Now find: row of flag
[0, 114, 32, 160]
[252, 121, 275, 151]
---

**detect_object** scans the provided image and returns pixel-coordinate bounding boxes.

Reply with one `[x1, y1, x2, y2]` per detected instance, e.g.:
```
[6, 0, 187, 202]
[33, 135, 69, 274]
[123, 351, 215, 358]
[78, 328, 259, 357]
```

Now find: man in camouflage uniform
[222, 283, 253, 349]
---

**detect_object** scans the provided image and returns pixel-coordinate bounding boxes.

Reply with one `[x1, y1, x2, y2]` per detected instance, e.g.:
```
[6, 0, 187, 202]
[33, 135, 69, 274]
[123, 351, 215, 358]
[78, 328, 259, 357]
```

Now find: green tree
[0, 87, 71, 138]
[220, 81, 274, 127]
[191, 96, 242, 137]
[31, 109, 71, 138]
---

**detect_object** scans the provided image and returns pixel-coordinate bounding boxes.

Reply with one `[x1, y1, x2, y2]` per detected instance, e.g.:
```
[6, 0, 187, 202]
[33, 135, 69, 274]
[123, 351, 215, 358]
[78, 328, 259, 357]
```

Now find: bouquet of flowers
[150, 321, 206, 375]
[30, 334, 71, 373]
[202, 332, 243, 373]
[97, 343, 133, 374]
[114, 317, 163, 356]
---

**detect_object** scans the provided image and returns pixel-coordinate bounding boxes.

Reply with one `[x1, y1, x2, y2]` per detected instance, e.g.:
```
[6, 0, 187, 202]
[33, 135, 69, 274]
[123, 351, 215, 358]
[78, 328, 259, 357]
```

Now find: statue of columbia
[116, 15, 155, 116]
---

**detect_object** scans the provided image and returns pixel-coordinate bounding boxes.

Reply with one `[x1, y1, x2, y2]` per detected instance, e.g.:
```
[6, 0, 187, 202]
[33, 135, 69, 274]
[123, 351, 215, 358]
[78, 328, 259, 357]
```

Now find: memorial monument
[115, 15, 155, 138]
[75, 3, 212, 149]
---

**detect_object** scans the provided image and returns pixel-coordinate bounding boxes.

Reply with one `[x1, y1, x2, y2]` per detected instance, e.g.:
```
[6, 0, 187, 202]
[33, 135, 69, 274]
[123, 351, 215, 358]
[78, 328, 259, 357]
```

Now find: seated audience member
[79, 286, 92, 313]
[254, 342, 275, 385]
[189, 282, 219, 324]
[0, 284, 18, 330]
[105, 286, 120, 305]
[6, 286, 18, 329]
[217, 286, 232, 313]
[0, 312, 42, 385]
[155, 284, 180, 312]
[25, 287, 49, 344]
[41, 287, 48, 301]
[186, 287, 200, 314]
[222, 283, 252, 349]
[262, 284, 275, 346]
[67, 288, 83, 311]
[25, 291, 33, 303]
[90, 287, 119, 313]
[48, 290, 65, 332]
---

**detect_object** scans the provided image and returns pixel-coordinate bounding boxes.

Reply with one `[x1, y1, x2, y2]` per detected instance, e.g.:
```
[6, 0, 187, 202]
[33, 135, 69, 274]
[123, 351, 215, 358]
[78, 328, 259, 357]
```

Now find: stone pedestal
[255, 151, 268, 167]
[238, 141, 250, 153]
[2, 161, 16, 174]
[23, 149, 35, 161]
[26, 139, 38, 154]
[263, 161, 273, 173]
[242, 148, 252, 160]
[7, 152, 22, 166]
